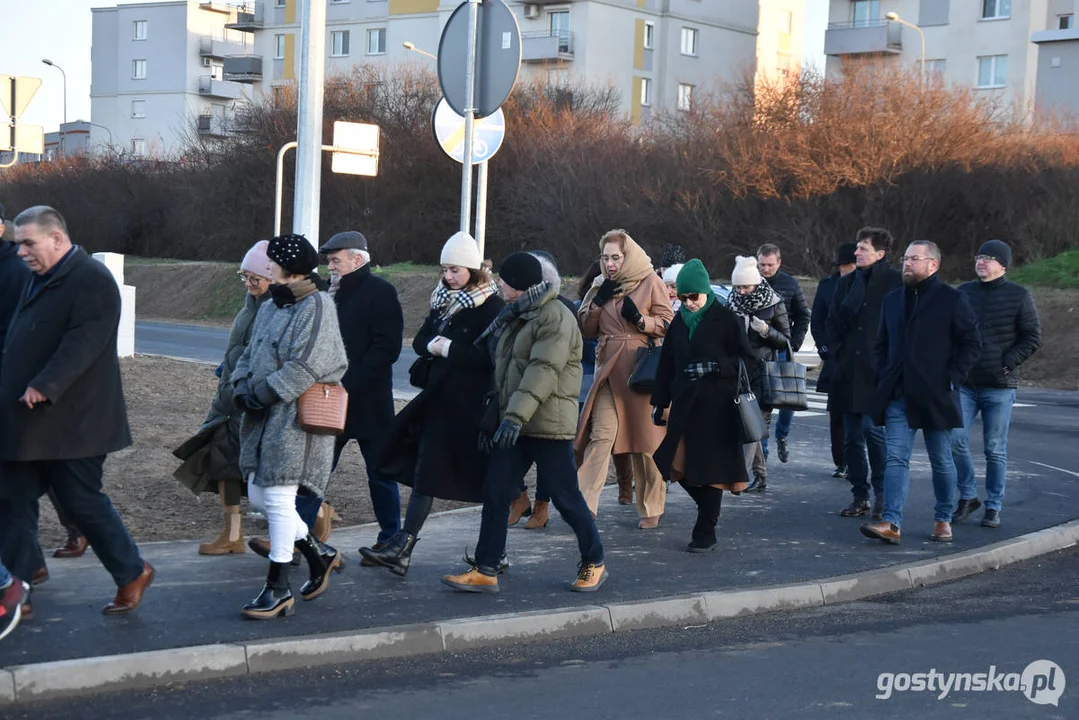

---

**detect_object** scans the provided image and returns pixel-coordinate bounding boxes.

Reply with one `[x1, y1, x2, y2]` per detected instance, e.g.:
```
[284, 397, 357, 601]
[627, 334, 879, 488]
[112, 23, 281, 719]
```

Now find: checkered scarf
[727, 279, 783, 317]
[475, 280, 551, 347]
[430, 280, 498, 324]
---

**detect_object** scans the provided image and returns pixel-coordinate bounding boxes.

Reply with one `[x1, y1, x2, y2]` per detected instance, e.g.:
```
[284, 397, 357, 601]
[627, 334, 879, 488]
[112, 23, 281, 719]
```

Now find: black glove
[252, 379, 279, 407]
[477, 432, 494, 453]
[651, 406, 667, 427]
[234, 393, 266, 418]
[620, 296, 643, 326]
[592, 278, 619, 307]
[492, 419, 522, 449]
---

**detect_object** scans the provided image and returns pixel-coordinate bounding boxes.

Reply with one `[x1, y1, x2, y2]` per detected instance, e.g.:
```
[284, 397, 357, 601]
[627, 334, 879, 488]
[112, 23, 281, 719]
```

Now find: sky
[1, 0, 830, 134]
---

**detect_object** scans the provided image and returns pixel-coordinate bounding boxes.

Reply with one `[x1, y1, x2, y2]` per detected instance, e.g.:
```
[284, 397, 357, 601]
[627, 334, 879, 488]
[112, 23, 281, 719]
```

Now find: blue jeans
[951, 386, 1015, 511]
[0, 561, 10, 587]
[474, 437, 604, 573]
[843, 412, 885, 501]
[774, 408, 794, 441]
[322, 435, 401, 543]
[881, 399, 958, 528]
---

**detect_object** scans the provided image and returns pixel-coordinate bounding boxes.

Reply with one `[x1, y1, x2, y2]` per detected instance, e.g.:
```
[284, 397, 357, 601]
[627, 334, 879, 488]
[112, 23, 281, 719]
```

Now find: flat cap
[319, 230, 368, 253]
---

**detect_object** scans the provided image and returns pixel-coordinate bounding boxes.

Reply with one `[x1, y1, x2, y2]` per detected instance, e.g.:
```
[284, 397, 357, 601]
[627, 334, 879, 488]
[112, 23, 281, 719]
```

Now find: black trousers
[829, 410, 846, 468]
[0, 457, 145, 587]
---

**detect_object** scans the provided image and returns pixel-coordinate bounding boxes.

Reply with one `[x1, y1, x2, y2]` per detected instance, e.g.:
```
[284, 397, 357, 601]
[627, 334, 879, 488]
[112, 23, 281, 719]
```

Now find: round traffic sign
[437, 0, 522, 119]
[432, 98, 506, 165]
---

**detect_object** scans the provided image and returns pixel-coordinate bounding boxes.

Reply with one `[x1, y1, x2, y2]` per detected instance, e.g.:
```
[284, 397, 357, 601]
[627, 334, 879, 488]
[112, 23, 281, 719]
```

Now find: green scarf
[680, 291, 715, 339]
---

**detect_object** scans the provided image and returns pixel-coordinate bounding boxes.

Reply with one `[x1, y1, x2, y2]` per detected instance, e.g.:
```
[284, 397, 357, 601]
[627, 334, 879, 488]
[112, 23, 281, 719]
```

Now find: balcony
[223, 55, 263, 82]
[225, 2, 264, 32]
[521, 31, 574, 62]
[824, 20, 902, 57]
[198, 1, 231, 13]
[197, 114, 229, 137]
[199, 35, 245, 58]
[198, 75, 244, 99]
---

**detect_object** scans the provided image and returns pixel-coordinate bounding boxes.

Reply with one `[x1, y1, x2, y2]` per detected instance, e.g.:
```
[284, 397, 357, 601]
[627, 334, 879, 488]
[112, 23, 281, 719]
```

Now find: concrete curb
[3, 518, 1077, 705]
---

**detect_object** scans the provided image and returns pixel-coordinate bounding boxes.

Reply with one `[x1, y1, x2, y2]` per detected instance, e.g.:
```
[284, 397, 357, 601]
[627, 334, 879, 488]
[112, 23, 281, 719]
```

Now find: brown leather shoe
[524, 500, 550, 529]
[860, 520, 901, 545]
[638, 515, 661, 529]
[53, 535, 89, 559]
[507, 491, 532, 526]
[103, 562, 155, 615]
[31, 567, 49, 586]
[930, 520, 953, 542]
[839, 499, 870, 517]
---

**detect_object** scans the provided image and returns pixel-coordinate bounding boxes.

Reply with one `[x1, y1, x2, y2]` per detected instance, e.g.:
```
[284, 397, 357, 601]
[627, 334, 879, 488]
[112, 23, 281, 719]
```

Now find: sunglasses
[677, 292, 703, 302]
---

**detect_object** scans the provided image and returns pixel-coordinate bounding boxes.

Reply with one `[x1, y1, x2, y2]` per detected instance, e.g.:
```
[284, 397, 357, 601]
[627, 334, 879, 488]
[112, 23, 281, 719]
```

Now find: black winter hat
[832, 242, 858, 266]
[499, 251, 543, 291]
[659, 243, 686, 269]
[977, 239, 1012, 269]
[267, 233, 319, 276]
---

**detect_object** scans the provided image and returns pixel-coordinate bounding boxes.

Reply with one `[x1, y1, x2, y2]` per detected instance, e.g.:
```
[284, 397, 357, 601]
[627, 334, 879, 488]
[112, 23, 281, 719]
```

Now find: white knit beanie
[731, 255, 762, 286]
[440, 231, 482, 270]
[662, 263, 684, 285]
[240, 240, 273, 279]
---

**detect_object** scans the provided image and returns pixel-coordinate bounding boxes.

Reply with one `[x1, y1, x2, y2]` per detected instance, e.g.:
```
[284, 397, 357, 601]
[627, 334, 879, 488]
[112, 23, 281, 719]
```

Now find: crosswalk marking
[793, 392, 1036, 418]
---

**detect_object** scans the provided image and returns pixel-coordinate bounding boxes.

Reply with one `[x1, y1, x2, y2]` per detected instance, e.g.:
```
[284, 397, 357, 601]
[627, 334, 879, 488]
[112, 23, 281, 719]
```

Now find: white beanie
[662, 263, 684, 285]
[241, 240, 273, 279]
[440, 231, 482, 270]
[731, 255, 762, 286]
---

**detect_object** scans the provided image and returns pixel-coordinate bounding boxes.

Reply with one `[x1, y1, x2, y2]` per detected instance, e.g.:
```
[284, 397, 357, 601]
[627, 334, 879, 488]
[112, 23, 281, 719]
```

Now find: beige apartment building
[824, 0, 1079, 117]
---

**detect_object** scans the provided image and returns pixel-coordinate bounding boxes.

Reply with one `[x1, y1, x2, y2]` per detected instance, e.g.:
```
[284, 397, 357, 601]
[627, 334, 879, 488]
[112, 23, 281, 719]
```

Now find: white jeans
[247, 476, 306, 563]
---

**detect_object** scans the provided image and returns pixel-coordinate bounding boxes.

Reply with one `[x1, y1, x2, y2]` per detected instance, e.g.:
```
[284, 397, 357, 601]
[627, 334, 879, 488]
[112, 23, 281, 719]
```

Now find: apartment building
[757, 0, 806, 87]
[824, 0, 1079, 116]
[91, 0, 257, 158]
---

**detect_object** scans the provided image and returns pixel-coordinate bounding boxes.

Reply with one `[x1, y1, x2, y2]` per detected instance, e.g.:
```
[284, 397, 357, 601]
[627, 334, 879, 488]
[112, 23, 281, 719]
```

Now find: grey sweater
[233, 291, 348, 495]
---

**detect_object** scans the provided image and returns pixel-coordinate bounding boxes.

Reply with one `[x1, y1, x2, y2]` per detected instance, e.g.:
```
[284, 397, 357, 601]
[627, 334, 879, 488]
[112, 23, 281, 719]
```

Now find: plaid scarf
[430, 280, 498, 325]
[475, 280, 551, 348]
[728, 279, 783, 317]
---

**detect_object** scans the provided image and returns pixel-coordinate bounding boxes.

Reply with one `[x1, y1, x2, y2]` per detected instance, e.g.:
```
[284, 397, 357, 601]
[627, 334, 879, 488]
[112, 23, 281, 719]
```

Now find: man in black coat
[0, 206, 154, 615]
[811, 242, 857, 479]
[314, 230, 404, 548]
[860, 240, 981, 546]
[756, 243, 811, 464]
[827, 228, 902, 520]
[950, 240, 1041, 530]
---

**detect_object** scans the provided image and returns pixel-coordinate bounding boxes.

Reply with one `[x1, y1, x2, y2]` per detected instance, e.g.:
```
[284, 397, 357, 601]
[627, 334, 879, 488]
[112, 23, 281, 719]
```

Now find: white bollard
[91, 252, 136, 358]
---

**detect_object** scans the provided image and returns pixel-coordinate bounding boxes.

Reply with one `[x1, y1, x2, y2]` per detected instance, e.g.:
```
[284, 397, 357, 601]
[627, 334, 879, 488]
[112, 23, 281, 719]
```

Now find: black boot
[295, 534, 341, 601]
[687, 489, 721, 553]
[241, 561, 294, 620]
[360, 530, 418, 577]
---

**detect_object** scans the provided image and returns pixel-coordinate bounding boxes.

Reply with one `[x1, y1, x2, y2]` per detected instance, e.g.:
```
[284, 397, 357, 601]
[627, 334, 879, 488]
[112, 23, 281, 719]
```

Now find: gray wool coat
[232, 290, 348, 495]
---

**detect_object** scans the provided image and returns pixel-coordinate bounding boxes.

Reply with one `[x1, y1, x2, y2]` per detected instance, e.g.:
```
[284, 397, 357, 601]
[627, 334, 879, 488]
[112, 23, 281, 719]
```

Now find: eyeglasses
[677, 293, 702, 302]
[901, 255, 933, 265]
[237, 272, 266, 285]
[975, 255, 998, 263]
[600, 254, 623, 263]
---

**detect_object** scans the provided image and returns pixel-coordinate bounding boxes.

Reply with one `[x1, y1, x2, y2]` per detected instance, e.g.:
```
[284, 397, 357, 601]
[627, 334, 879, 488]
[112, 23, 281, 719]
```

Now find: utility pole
[293, 0, 327, 248]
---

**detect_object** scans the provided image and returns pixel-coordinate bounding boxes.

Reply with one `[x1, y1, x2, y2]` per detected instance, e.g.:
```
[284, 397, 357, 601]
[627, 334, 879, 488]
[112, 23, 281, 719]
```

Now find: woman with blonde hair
[576, 229, 674, 528]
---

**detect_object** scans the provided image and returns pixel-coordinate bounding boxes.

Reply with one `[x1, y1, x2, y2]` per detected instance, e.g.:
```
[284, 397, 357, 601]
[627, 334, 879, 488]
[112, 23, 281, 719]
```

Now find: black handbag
[735, 360, 767, 444]
[628, 339, 661, 393]
[408, 356, 432, 389]
[760, 342, 808, 411]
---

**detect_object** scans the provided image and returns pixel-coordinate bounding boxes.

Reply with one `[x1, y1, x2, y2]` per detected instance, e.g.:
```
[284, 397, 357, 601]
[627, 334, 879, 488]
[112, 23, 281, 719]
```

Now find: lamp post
[885, 12, 926, 90]
[85, 121, 114, 151]
[42, 59, 68, 155]
[402, 41, 437, 61]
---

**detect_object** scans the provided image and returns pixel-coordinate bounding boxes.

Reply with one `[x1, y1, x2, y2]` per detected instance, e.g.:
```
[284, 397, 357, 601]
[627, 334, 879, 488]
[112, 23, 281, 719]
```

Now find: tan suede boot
[507, 491, 532, 526]
[313, 502, 338, 544]
[524, 500, 550, 529]
[198, 506, 245, 555]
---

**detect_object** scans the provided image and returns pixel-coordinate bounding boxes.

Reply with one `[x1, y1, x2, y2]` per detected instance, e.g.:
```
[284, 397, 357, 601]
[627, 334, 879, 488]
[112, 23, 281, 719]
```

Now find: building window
[549, 11, 570, 52]
[981, 0, 1010, 20]
[132, 59, 147, 79]
[331, 30, 350, 57]
[366, 28, 385, 55]
[131, 138, 147, 156]
[1060, 14, 1075, 29]
[779, 9, 792, 34]
[133, 20, 147, 40]
[274, 0, 285, 7]
[644, 21, 654, 49]
[275, 34, 285, 59]
[680, 27, 698, 56]
[977, 55, 1007, 88]
[776, 51, 792, 78]
[677, 83, 693, 111]
[131, 99, 146, 118]
[922, 58, 946, 76]
[640, 77, 651, 106]
[852, 0, 880, 26]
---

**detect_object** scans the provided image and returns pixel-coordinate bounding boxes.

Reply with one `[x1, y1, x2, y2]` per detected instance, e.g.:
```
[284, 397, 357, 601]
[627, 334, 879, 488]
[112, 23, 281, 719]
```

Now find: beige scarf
[580, 233, 656, 308]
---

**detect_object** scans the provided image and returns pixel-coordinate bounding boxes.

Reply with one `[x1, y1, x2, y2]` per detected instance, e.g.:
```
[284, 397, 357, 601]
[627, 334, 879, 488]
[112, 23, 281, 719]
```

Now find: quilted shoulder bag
[760, 341, 808, 411]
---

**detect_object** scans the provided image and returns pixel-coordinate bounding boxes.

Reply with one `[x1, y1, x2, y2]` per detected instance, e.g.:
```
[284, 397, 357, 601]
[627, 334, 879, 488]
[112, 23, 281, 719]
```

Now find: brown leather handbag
[297, 383, 349, 435]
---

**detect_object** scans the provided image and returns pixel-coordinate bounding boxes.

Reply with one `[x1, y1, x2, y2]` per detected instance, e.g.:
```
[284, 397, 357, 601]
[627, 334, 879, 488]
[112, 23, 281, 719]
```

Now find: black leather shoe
[777, 438, 789, 463]
[871, 497, 884, 521]
[295, 535, 341, 600]
[463, 550, 510, 574]
[687, 537, 717, 553]
[359, 541, 388, 567]
[832, 465, 848, 479]
[981, 509, 1001, 528]
[360, 531, 418, 577]
[241, 562, 294, 619]
[952, 498, 982, 523]
[840, 499, 870, 517]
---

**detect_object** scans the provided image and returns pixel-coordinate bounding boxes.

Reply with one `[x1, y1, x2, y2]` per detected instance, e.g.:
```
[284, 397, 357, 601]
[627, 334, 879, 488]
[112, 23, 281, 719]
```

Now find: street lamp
[85, 121, 115, 151]
[885, 12, 926, 90]
[41, 59, 68, 155]
[402, 41, 437, 61]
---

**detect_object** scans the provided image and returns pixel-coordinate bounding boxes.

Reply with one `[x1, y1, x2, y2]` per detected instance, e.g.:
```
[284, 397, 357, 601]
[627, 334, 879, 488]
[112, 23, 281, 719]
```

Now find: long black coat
[333, 265, 404, 440]
[0, 241, 30, 361]
[651, 303, 756, 488]
[811, 273, 839, 393]
[0, 248, 132, 461]
[873, 275, 982, 430]
[377, 295, 504, 502]
[826, 259, 902, 415]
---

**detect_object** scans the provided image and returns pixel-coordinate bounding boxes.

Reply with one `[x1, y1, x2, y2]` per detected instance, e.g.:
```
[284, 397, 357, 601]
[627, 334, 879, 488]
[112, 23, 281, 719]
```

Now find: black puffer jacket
[764, 270, 811, 351]
[959, 276, 1041, 388]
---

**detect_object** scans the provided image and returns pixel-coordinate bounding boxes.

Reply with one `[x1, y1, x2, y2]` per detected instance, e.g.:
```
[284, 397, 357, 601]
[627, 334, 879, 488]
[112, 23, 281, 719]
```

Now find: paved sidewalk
[2, 434, 1075, 673]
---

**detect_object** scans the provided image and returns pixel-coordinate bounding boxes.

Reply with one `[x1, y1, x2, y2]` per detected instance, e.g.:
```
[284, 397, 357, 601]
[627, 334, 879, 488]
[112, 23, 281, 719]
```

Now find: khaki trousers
[577, 382, 667, 518]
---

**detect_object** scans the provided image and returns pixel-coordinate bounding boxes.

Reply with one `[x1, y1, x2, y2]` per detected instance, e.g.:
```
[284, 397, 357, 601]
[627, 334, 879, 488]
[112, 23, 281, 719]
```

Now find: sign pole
[474, 160, 489, 258]
[293, 0, 327, 249]
[459, 0, 480, 234]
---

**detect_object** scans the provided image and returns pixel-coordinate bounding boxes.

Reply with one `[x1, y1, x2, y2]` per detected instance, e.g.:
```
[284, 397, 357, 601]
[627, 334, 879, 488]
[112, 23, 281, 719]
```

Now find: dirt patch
[126, 261, 243, 326]
[1018, 288, 1079, 390]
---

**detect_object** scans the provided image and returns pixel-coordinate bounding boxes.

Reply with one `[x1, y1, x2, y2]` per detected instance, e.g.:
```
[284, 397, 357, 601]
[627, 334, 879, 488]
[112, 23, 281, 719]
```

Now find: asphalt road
[11, 547, 1076, 719]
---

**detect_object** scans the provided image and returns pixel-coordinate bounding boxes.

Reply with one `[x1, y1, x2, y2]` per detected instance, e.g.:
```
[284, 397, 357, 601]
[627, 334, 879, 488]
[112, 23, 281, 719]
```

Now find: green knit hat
[676, 258, 712, 296]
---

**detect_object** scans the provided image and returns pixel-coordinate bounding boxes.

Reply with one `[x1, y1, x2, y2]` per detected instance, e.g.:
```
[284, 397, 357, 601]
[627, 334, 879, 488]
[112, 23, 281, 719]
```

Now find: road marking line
[1028, 461, 1079, 478]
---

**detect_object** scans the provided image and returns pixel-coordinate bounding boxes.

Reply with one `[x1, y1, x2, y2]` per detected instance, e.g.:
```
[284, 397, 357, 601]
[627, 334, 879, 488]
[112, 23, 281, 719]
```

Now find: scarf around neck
[475, 280, 551, 347]
[430, 279, 498, 323]
[728, 279, 782, 317]
[580, 235, 657, 308]
[270, 276, 321, 308]
[679, 291, 716, 340]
